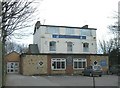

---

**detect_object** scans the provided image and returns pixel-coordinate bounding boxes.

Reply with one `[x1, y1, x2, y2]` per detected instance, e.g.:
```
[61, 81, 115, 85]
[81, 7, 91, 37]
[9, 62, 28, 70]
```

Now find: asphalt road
[5, 74, 119, 87]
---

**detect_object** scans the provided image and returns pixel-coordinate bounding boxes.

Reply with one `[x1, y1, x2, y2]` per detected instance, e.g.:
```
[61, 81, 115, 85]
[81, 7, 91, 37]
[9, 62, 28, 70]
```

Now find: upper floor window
[46, 27, 59, 34]
[80, 29, 92, 36]
[49, 41, 56, 51]
[83, 43, 89, 52]
[66, 28, 75, 35]
[67, 42, 73, 52]
[73, 59, 87, 69]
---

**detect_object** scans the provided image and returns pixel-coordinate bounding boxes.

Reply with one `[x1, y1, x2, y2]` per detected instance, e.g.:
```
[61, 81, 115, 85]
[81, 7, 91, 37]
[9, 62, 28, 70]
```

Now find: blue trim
[52, 35, 86, 39]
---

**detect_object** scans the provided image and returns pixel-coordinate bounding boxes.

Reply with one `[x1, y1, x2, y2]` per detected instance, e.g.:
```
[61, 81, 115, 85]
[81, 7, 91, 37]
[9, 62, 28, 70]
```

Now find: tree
[109, 48, 120, 66]
[1, 0, 41, 86]
[5, 41, 28, 54]
[99, 39, 114, 54]
[99, 39, 119, 66]
[108, 11, 120, 50]
[2, 0, 40, 53]
[99, 9, 120, 66]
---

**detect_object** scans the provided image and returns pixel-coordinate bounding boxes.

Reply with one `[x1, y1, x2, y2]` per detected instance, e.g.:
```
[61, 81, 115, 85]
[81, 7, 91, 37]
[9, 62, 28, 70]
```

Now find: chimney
[33, 21, 41, 35]
[35, 21, 41, 29]
[82, 25, 88, 28]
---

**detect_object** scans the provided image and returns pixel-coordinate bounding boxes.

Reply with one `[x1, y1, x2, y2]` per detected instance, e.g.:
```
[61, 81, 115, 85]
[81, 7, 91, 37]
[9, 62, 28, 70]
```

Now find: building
[20, 21, 109, 76]
[21, 53, 108, 76]
[5, 51, 20, 74]
[33, 21, 97, 54]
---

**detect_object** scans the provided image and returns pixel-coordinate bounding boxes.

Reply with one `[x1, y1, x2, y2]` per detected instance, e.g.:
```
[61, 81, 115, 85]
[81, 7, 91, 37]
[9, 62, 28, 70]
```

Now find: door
[7, 62, 19, 73]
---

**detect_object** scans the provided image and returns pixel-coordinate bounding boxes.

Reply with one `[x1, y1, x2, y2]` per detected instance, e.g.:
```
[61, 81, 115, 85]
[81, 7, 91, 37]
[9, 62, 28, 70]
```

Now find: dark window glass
[83, 43, 89, 48]
[78, 62, 82, 68]
[50, 41, 56, 51]
[57, 62, 60, 69]
[61, 62, 65, 69]
[83, 43, 89, 52]
[74, 62, 77, 68]
[83, 62, 86, 68]
[11, 69, 13, 72]
[67, 42, 73, 52]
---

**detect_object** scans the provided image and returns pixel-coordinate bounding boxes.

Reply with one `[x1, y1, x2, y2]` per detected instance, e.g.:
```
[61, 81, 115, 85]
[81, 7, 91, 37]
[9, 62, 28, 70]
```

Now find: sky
[13, 0, 119, 47]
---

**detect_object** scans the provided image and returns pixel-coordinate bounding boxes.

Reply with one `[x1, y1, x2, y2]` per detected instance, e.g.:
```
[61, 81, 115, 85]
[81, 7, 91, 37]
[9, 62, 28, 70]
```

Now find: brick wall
[21, 54, 109, 75]
[5, 52, 20, 62]
[22, 55, 48, 75]
[90, 55, 109, 73]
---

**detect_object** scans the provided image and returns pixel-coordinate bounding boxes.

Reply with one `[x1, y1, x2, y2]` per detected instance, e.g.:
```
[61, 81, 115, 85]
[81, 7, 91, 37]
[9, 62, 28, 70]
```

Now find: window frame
[49, 41, 56, 51]
[67, 42, 73, 52]
[73, 58, 87, 69]
[80, 29, 92, 36]
[51, 58, 66, 70]
[83, 43, 89, 52]
[46, 27, 59, 34]
[65, 28, 75, 35]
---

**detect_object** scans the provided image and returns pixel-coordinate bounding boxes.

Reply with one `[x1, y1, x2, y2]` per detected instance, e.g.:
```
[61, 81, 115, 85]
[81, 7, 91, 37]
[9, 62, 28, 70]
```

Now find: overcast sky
[14, 0, 119, 46]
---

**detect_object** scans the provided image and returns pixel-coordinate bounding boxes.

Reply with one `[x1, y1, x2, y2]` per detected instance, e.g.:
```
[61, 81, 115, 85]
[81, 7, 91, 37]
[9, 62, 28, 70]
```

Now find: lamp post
[0, 1, 2, 87]
[92, 61, 98, 88]
[93, 76, 95, 88]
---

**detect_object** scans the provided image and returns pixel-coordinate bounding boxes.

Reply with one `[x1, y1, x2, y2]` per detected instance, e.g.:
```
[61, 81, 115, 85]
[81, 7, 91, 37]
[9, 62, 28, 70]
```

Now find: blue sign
[52, 34, 86, 39]
[100, 60, 107, 66]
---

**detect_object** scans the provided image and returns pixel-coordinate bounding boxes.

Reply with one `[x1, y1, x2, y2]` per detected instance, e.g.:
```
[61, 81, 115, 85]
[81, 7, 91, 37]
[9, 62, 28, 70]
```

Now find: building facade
[33, 21, 97, 54]
[21, 53, 109, 76]
[5, 51, 20, 74]
[21, 21, 109, 76]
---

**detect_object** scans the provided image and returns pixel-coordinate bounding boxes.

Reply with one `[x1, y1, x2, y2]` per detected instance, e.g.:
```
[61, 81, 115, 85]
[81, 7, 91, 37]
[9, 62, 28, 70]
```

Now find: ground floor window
[73, 58, 87, 69]
[51, 58, 66, 70]
[7, 62, 19, 73]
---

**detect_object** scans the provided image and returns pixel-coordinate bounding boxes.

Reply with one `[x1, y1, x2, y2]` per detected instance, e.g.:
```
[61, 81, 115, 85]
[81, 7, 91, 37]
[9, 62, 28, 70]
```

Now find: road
[5, 74, 119, 87]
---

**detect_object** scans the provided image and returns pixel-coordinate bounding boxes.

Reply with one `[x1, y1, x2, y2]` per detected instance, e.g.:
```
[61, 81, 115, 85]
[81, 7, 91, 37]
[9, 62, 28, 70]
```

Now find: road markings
[32, 76, 37, 79]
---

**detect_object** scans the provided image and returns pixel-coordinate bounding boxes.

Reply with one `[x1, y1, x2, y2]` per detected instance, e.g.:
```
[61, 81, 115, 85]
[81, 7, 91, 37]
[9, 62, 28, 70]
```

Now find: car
[109, 65, 120, 75]
[82, 65, 103, 77]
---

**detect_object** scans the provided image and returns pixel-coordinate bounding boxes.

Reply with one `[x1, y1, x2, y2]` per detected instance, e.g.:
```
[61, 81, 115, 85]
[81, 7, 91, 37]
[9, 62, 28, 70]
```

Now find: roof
[5, 51, 20, 56]
[39, 25, 97, 30]
[21, 53, 108, 56]
[33, 22, 97, 35]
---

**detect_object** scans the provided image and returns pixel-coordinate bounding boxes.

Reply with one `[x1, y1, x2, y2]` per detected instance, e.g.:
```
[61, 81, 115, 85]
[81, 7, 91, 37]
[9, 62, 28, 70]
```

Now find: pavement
[5, 74, 119, 87]
[5, 74, 60, 86]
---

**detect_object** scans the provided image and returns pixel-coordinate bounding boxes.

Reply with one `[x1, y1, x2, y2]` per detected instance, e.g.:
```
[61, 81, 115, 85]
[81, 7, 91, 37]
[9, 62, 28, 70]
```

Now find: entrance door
[7, 62, 19, 73]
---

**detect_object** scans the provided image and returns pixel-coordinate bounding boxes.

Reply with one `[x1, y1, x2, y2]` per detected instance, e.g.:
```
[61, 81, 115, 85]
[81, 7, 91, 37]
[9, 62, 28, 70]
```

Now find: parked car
[109, 65, 120, 75]
[82, 65, 103, 77]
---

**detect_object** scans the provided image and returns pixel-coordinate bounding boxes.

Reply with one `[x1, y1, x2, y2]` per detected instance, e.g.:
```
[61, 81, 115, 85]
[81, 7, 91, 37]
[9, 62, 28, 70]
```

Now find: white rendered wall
[33, 26, 97, 54]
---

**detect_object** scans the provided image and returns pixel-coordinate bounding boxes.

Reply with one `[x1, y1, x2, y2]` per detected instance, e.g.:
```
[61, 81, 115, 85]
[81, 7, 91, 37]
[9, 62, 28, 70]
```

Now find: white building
[33, 21, 97, 54]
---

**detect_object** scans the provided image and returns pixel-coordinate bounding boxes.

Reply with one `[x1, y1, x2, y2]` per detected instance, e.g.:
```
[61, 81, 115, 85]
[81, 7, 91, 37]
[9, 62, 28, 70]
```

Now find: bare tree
[2, 0, 40, 53]
[5, 41, 28, 54]
[108, 11, 120, 50]
[1, 0, 41, 86]
[99, 39, 114, 54]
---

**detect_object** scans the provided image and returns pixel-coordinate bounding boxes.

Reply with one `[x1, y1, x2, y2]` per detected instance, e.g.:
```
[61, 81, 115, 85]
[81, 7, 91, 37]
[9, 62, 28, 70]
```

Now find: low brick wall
[22, 55, 48, 75]
[90, 55, 109, 74]
[21, 54, 109, 75]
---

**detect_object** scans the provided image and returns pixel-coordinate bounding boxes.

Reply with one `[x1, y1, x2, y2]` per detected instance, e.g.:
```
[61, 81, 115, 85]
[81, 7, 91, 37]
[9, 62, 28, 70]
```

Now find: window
[7, 62, 19, 73]
[80, 29, 92, 36]
[67, 42, 73, 52]
[66, 28, 75, 35]
[51, 58, 66, 70]
[83, 43, 89, 52]
[49, 41, 56, 51]
[73, 59, 87, 69]
[46, 27, 59, 34]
